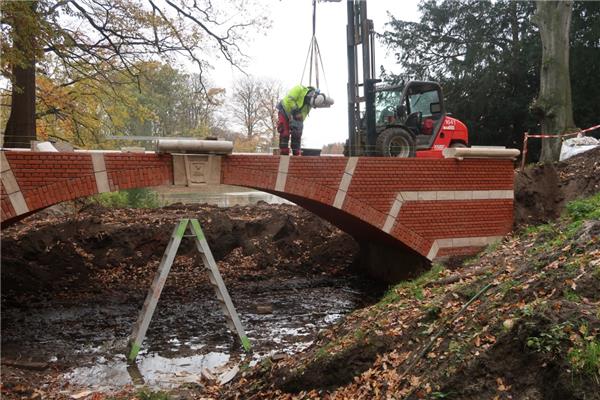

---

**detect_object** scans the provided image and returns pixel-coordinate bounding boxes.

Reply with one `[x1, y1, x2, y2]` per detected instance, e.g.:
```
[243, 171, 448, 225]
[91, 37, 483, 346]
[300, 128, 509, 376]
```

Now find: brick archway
[1, 151, 172, 224]
[2, 151, 515, 261]
[221, 155, 514, 261]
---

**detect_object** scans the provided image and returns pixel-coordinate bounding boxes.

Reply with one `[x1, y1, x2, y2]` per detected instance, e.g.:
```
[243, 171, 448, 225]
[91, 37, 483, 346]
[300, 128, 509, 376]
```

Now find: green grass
[526, 323, 570, 354]
[107, 389, 170, 400]
[380, 285, 401, 306]
[499, 279, 519, 296]
[594, 266, 600, 281]
[314, 341, 337, 361]
[379, 264, 444, 307]
[565, 193, 600, 222]
[520, 299, 549, 318]
[354, 328, 367, 341]
[89, 188, 161, 208]
[136, 390, 170, 400]
[563, 288, 581, 303]
[522, 193, 600, 255]
[483, 239, 503, 254]
[569, 339, 600, 379]
[429, 392, 453, 399]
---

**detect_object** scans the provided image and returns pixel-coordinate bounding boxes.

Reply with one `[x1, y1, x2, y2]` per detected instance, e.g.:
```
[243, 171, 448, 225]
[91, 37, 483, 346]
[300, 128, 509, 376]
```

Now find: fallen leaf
[496, 378, 507, 391]
[409, 375, 421, 386]
[71, 391, 93, 400]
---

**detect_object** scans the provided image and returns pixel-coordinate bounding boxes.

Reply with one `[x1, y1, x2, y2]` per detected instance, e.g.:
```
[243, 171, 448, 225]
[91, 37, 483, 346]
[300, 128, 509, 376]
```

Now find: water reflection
[63, 281, 363, 391]
[156, 185, 293, 207]
[66, 352, 230, 390]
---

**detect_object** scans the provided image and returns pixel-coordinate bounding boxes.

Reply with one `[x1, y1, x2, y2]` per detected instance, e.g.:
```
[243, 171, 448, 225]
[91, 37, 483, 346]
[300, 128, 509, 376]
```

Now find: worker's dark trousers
[277, 112, 302, 156]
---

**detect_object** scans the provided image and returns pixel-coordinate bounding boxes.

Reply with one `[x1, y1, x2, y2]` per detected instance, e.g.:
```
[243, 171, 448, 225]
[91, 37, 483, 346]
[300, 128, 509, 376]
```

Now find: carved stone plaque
[189, 160, 208, 184]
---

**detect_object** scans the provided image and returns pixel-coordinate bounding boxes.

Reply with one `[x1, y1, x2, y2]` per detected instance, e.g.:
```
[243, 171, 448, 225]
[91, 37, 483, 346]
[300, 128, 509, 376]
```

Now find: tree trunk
[4, 64, 37, 148]
[534, 1, 575, 162]
[3, 1, 38, 148]
[508, 1, 525, 149]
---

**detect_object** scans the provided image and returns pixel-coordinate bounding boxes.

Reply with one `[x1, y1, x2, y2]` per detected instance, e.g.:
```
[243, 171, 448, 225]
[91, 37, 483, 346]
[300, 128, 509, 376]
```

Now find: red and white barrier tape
[524, 124, 600, 139]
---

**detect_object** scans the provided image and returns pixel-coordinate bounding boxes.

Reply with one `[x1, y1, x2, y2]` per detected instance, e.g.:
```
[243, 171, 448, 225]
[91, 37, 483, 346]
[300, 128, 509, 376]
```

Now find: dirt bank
[514, 146, 600, 227]
[1, 203, 360, 298]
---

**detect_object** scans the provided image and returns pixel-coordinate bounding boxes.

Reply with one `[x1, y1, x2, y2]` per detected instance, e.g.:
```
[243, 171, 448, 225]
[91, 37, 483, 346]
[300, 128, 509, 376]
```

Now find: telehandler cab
[357, 80, 469, 157]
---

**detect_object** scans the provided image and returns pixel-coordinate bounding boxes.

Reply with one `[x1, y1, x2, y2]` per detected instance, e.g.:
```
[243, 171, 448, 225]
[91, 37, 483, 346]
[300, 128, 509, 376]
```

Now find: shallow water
[2, 276, 375, 392]
[155, 184, 293, 207]
[65, 352, 231, 390]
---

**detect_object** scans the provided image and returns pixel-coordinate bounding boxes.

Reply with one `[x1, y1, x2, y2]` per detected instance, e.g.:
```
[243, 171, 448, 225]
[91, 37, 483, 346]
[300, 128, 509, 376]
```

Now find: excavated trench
[0, 202, 384, 393]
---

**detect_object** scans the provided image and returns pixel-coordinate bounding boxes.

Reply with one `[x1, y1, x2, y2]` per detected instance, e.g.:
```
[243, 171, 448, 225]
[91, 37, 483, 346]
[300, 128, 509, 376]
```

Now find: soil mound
[514, 146, 600, 227]
[1, 203, 359, 300]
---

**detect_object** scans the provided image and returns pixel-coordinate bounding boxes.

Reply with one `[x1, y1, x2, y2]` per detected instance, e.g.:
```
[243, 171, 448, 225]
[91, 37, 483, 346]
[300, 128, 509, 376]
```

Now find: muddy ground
[1, 203, 384, 397]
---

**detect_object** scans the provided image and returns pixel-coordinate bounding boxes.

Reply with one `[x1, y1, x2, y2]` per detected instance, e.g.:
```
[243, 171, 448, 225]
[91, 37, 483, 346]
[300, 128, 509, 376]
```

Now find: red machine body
[416, 116, 469, 158]
[366, 81, 470, 158]
[345, 0, 470, 158]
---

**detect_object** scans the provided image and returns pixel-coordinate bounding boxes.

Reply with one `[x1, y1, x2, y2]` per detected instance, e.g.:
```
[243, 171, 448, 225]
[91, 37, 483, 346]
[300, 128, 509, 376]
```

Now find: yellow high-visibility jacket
[279, 85, 313, 120]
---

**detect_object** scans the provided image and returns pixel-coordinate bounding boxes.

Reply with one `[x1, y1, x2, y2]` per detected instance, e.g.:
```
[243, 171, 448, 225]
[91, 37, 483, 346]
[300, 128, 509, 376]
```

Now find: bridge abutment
[357, 241, 431, 284]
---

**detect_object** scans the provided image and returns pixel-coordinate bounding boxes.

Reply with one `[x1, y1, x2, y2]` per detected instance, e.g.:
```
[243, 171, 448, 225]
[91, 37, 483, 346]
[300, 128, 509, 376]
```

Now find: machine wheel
[450, 142, 467, 148]
[376, 128, 416, 157]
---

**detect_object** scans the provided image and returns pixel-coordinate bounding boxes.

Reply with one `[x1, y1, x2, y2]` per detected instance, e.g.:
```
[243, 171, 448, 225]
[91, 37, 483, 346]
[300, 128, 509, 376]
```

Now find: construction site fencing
[520, 124, 600, 170]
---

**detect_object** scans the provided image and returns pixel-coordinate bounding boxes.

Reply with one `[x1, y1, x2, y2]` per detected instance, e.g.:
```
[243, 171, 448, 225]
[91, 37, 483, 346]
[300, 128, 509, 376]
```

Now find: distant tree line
[380, 0, 600, 161]
[0, 0, 269, 149]
[1, 58, 283, 150]
[321, 142, 344, 155]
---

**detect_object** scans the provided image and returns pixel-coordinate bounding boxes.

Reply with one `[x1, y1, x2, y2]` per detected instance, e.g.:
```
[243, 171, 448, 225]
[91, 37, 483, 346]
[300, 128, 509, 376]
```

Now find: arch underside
[223, 168, 432, 259]
[1, 167, 171, 228]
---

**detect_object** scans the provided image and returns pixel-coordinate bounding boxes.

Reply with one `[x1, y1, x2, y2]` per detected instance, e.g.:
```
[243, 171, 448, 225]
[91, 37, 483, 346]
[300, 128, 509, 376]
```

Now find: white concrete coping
[443, 146, 520, 160]
[157, 139, 233, 155]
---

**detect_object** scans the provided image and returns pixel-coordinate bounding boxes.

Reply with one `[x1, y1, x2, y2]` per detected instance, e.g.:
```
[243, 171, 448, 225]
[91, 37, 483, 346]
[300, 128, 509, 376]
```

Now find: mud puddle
[2, 275, 376, 392]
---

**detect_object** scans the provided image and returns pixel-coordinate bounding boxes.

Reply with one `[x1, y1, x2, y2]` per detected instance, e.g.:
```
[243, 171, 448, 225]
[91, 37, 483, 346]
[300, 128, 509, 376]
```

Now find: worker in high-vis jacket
[276, 85, 333, 156]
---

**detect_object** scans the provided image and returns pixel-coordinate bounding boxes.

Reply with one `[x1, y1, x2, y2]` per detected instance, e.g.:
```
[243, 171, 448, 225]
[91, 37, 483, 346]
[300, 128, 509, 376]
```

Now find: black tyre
[450, 142, 467, 148]
[376, 128, 416, 157]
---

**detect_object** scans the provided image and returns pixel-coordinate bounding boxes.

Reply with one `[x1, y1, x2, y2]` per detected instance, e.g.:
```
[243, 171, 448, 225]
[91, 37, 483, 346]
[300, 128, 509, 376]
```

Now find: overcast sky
[212, 0, 420, 149]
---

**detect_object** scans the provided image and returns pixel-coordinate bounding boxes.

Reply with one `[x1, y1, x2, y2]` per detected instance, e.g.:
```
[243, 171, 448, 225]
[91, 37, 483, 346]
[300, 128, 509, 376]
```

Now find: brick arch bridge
[1, 150, 514, 277]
